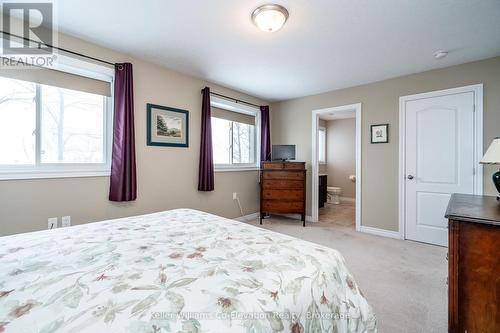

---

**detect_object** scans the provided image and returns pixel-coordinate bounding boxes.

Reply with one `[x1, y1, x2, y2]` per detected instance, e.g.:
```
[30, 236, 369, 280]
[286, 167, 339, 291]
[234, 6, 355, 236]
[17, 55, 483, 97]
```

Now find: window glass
[211, 108, 257, 167]
[212, 117, 231, 165]
[41, 85, 105, 164]
[232, 122, 255, 164]
[0, 77, 36, 165]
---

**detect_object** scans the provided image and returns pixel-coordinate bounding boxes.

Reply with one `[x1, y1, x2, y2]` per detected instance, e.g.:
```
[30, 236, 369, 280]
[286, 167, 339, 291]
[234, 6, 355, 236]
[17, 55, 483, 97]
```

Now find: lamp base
[494, 170, 500, 201]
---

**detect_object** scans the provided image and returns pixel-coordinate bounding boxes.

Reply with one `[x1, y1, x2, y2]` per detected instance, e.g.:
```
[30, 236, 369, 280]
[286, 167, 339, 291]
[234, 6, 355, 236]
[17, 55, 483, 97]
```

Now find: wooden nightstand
[445, 193, 500, 332]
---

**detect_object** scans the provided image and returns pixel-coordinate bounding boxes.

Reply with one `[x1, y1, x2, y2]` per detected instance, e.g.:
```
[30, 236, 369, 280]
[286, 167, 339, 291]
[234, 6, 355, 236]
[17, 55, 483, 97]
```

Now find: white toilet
[327, 186, 342, 204]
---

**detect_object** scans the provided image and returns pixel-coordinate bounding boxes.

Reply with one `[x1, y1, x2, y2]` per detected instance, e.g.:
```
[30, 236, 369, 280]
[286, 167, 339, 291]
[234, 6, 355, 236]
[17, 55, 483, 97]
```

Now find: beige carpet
[246, 208, 447, 333]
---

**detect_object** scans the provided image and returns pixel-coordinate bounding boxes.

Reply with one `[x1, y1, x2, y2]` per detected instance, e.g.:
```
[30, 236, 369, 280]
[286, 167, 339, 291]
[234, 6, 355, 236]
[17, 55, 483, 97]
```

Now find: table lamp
[480, 137, 500, 200]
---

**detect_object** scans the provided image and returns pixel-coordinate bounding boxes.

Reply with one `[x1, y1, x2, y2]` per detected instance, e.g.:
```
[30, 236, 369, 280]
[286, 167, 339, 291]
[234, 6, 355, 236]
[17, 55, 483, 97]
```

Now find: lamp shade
[480, 137, 500, 164]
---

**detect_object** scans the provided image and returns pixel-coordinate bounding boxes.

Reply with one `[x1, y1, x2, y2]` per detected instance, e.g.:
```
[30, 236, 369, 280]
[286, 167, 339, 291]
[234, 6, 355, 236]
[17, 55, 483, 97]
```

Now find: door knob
[407, 175, 414, 180]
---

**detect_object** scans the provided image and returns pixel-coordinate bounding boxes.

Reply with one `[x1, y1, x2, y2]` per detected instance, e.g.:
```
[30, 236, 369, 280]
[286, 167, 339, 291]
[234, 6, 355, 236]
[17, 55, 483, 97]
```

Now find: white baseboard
[359, 226, 402, 239]
[234, 212, 260, 222]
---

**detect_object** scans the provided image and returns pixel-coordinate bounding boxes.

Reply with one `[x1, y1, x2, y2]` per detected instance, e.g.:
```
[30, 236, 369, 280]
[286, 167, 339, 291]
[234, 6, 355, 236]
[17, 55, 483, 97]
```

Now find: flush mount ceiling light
[252, 4, 289, 32]
[434, 50, 448, 59]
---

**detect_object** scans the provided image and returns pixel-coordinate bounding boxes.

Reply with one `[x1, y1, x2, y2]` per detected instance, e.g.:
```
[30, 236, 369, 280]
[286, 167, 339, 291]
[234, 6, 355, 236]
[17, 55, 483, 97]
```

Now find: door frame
[311, 103, 362, 230]
[398, 84, 484, 240]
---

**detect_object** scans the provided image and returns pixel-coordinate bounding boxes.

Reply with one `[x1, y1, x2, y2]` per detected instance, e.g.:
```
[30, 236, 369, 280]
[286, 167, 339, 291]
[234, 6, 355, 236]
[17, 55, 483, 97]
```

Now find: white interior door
[404, 91, 475, 246]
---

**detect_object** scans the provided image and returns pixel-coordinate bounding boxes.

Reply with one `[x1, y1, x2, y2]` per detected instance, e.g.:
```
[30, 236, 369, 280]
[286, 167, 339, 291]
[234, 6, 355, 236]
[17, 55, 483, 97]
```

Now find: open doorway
[311, 103, 361, 230]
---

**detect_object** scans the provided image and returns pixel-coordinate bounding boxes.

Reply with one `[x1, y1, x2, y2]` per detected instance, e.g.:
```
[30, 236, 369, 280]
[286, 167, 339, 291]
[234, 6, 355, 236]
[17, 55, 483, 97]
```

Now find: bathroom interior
[318, 113, 357, 228]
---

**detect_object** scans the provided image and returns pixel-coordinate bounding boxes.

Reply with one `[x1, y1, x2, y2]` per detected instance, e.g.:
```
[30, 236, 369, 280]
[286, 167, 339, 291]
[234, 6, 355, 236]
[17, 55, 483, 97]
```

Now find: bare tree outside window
[0, 76, 107, 167]
[41, 86, 105, 164]
[212, 116, 256, 166]
[0, 78, 36, 164]
[232, 122, 253, 164]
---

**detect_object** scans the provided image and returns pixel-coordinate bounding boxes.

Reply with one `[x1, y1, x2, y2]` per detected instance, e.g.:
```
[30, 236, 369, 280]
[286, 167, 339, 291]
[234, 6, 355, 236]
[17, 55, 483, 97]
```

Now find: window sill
[215, 167, 260, 173]
[0, 170, 111, 181]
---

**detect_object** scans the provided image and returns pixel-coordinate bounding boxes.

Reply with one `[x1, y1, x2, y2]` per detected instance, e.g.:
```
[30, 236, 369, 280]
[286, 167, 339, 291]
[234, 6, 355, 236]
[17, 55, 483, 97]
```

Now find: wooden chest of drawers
[445, 194, 500, 333]
[260, 161, 306, 226]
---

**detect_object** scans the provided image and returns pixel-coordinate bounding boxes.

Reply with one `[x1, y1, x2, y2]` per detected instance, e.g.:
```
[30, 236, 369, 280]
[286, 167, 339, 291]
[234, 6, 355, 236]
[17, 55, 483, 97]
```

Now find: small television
[272, 145, 296, 161]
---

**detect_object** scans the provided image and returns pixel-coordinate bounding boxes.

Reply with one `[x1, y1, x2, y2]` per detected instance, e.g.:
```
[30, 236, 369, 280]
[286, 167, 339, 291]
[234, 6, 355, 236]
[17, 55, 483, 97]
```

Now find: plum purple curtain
[198, 87, 214, 191]
[260, 105, 271, 161]
[109, 63, 137, 201]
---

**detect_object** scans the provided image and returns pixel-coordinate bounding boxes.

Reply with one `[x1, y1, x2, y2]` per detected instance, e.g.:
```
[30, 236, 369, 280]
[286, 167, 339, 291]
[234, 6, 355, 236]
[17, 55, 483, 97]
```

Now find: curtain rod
[202, 90, 261, 108]
[0, 31, 115, 67]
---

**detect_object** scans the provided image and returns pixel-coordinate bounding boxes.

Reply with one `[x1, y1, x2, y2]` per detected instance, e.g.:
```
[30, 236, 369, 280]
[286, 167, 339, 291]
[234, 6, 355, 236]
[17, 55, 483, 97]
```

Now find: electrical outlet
[48, 217, 57, 230]
[62, 216, 71, 227]
[232, 192, 238, 200]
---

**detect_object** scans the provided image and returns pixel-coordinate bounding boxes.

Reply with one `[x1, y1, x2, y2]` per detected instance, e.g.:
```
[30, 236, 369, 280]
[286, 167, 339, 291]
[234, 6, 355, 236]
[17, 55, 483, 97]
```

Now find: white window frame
[210, 95, 261, 172]
[0, 54, 115, 180]
[318, 126, 326, 164]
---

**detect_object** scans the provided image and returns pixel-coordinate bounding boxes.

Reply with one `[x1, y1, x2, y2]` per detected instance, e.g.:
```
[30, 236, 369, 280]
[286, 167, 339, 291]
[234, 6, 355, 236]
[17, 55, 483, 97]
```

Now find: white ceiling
[320, 110, 356, 121]
[54, 0, 500, 102]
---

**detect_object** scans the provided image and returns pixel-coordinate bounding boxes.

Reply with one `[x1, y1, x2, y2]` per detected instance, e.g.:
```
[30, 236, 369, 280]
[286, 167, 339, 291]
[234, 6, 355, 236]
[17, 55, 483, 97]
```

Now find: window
[210, 97, 260, 170]
[0, 61, 113, 179]
[318, 127, 326, 164]
[40, 86, 106, 164]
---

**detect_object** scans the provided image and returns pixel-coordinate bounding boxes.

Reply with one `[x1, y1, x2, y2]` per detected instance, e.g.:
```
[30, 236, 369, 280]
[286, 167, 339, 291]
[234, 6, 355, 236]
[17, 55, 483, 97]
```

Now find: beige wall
[325, 118, 356, 198]
[0, 33, 266, 236]
[271, 56, 500, 232]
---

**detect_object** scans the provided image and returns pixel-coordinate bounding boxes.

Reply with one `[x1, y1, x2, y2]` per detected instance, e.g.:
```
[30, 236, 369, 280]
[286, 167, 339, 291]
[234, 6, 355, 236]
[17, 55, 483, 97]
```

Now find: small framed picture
[147, 103, 189, 147]
[371, 124, 389, 144]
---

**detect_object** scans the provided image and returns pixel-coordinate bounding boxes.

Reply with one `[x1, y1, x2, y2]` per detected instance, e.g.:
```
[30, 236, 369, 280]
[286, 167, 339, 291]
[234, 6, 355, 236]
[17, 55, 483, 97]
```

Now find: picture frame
[370, 124, 389, 144]
[147, 103, 189, 147]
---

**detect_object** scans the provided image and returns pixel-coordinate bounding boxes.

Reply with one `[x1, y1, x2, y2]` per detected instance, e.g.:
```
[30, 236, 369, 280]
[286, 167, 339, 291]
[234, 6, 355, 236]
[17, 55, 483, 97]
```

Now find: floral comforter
[0, 209, 376, 332]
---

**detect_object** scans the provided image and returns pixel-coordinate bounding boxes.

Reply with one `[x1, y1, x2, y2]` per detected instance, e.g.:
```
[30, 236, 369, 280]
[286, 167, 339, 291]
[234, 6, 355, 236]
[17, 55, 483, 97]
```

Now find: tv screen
[272, 145, 296, 161]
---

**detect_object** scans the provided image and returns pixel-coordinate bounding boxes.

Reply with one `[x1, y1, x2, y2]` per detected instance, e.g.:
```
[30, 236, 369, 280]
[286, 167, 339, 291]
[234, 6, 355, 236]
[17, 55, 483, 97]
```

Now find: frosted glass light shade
[252, 4, 289, 32]
[480, 137, 500, 164]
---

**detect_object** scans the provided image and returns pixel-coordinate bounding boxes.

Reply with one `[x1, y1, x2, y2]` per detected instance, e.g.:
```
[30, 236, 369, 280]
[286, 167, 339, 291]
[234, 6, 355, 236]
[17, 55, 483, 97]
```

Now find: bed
[0, 209, 376, 332]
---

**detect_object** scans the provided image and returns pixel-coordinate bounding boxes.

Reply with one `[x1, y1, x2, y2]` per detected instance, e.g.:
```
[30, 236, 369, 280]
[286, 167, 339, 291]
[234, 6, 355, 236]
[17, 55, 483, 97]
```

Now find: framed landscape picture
[370, 124, 389, 144]
[147, 103, 189, 147]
